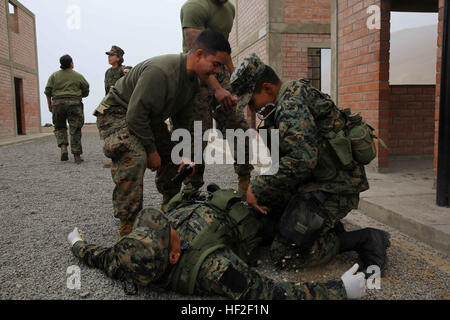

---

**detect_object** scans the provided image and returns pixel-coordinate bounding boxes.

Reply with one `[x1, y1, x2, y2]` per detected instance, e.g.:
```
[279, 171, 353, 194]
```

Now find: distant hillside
[390, 24, 438, 84]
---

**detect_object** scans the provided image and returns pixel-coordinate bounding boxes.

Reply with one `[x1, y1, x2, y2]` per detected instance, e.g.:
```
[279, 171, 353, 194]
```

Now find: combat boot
[119, 220, 134, 237]
[60, 144, 69, 161]
[74, 155, 84, 164]
[237, 174, 251, 200]
[103, 160, 112, 168]
[338, 228, 391, 276]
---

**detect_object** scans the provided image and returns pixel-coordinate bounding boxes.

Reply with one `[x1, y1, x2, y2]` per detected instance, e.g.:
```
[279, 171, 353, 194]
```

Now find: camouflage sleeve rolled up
[72, 240, 120, 279]
[251, 90, 319, 209]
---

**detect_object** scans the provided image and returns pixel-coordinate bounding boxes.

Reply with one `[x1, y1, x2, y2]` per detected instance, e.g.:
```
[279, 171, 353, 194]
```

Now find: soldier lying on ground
[67, 179, 366, 300]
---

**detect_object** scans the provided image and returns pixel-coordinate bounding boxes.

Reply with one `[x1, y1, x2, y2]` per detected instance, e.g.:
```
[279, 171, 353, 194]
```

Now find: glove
[341, 263, 366, 299]
[67, 227, 83, 246]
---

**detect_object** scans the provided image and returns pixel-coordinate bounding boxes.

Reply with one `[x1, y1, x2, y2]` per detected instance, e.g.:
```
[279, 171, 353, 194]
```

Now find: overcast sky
[18, 1, 438, 125]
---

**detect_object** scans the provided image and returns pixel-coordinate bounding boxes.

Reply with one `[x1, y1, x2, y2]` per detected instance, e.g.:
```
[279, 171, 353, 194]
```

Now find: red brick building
[0, 0, 40, 137]
[230, 0, 444, 176]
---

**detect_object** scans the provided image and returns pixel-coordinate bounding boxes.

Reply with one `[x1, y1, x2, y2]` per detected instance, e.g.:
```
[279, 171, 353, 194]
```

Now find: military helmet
[230, 53, 266, 112]
[106, 45, 125, 57]
[117, 209, 173, 286]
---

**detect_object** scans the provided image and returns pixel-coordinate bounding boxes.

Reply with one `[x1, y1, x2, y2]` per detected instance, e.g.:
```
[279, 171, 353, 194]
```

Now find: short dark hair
[254, 65, 281, 93]
[191, 28, 231, 55]
[60, 55, 73, 70]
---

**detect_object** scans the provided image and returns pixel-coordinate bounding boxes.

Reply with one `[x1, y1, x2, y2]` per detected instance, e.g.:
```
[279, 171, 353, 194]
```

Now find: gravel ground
[0, 131, 449, 300]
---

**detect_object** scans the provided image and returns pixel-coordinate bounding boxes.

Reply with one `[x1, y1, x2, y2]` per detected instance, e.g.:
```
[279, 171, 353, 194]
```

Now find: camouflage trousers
[96, 106, 179, 223]
[196, 248, 346, 300]
[176, 66, 253, 191]
[71, 238, 346, 300]
[52, 99, 84, 155]
[269, 193, 360, 269]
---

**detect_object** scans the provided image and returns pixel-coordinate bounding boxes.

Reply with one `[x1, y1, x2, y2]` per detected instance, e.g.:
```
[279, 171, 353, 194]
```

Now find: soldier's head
[188, 28, 231, 82]
[106, 46, 125, 67]
[60, 54, 74, 70]
[231, 53, 282, 114]
[132, 208, 181, 265]
[123, 66, 132, 75]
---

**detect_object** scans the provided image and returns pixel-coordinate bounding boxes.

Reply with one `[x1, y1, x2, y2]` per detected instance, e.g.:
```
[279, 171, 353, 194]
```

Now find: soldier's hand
[147, 151, 161, 172]
[214, 88, 237, 112]
[67, 227, 82, 247]
[246, 186, 268, 215]
[178, 157, 195, 178]
[341, 263, 366, 299]
[49, 105, 53, 112]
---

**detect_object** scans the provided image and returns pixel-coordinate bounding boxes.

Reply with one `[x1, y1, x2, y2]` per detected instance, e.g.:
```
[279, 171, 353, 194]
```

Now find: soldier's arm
[251, 95, 319, 206]
[104, 69, 109, 95]
[126, 66, 168, 155]
[80, 76, 90, 98]
[44, 74, 54, 98]
[72, 241, 121, 279]
[181, 2, 209, 50]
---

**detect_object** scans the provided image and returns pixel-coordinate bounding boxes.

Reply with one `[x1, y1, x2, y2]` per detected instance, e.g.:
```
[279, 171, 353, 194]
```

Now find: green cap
[230, 53, 266, 111]
[106, 45, 125, 57]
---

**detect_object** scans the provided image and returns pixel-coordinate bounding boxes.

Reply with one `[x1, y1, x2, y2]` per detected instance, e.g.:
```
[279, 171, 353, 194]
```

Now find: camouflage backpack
[296, 79, 379, 180]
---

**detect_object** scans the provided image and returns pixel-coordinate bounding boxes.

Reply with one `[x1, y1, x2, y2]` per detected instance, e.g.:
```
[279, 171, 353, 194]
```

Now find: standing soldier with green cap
[176, 0, 253, 203]
[230, 53, 390, 277]
[103, 46, 126, 168]
[104, 45, 125, 95]
[95, 29, 234, 237]
[45, 54, 89, 164]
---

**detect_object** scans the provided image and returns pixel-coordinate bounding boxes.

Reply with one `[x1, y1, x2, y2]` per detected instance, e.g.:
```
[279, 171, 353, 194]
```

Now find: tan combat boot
[74, 155, 84, 164]
[103, 160, 112, 168]
[119, 220, 134, 238]
[237, 174, 251, 201]
[60, 144, 69, 161]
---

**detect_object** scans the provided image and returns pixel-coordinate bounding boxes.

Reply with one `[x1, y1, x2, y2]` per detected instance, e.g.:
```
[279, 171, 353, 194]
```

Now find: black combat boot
[338, 228, 391, 276]
[207, 183, 221, 193]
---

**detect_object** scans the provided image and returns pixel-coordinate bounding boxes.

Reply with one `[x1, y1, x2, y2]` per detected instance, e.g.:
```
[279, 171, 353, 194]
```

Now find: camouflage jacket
[251, 79, 369, 212]
[104, 66, 125, 95]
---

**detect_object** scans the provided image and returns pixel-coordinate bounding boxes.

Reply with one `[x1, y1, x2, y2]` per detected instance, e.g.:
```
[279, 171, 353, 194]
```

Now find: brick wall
[10, 5, 37, 69]
[0, 0, 40, 137]
[434, 0, 445, 177]
[0, 64, 15, 136]
[389, 85, 435, 156]
[283, 0, 331, 24]
[337, 0, 391, 168]
[0, 1, 9, 59]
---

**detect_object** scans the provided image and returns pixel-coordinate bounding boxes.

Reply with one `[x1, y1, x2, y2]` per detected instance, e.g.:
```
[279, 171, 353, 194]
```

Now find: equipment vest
[161, 188, 262, 295]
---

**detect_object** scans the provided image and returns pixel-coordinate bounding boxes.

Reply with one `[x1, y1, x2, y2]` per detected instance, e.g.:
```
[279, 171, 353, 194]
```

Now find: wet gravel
[0, 131, 449, 300]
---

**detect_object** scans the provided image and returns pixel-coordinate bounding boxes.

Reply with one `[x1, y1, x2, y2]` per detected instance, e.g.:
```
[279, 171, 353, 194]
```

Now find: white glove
[67, 227, 83, 246]
[341, 263, 366, 299]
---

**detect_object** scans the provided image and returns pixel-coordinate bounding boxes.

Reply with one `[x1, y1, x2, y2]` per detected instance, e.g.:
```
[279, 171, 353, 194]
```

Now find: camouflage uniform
[71, 186, 347, 300]
[94, 54, 199, 236]
[230, 54, 370, 269]
[45, 69, 89, 156]
[179, 0, 253, 194]
[52, 99, 85, 155]
[105, 66, 125, 95]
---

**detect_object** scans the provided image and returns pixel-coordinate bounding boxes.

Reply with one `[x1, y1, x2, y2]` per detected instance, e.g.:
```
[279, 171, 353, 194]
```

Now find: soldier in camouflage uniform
[230, 54, 390, 275]
[45, 55, 89, 164]
[67, 182, 367, 300]
[103, 46, 127, 169]
[178, 0, 253, 201]
[94, 29, 233, 238]
[104, 46, 126, 95]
